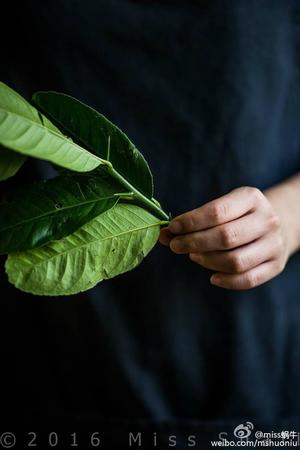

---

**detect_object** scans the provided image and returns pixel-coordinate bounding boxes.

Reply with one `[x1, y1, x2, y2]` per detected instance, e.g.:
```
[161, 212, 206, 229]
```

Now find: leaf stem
[159, 220, 170, 226]
[106, 166, 169, 221]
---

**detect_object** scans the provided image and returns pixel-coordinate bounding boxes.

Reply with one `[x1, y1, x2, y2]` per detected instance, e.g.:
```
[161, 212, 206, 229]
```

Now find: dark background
[1, 1, 300, 447]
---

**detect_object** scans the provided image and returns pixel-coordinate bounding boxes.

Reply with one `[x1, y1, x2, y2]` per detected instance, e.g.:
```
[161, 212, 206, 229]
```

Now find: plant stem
[159, 220, 170, 226]
[105, 164, 169, 221]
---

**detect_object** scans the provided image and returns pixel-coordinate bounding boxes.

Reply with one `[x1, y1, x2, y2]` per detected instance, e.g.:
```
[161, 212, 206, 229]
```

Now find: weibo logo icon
[233, 422, 254, 439]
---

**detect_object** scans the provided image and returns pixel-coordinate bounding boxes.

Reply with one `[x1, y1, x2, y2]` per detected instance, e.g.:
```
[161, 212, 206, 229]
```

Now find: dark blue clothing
[2, 0, 300, 446]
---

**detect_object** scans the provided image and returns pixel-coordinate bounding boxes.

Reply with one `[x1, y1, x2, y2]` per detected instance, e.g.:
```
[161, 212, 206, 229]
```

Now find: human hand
[160, 186, 295, 290]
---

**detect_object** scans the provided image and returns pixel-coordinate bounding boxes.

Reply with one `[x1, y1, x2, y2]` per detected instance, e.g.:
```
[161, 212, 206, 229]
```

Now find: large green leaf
[0, 145, 26, 181]
[0, 170, 127, 254]
[32, 91, 154, 198]
[5, 204, 162, 296]
[0, 83, 104, 172]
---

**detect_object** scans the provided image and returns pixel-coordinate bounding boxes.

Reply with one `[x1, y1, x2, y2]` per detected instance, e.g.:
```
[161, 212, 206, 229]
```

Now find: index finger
[168, 187, 262, 234]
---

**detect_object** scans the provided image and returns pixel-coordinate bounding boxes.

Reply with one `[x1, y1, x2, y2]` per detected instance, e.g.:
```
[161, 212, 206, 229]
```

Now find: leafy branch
[0, 82, 169, 295]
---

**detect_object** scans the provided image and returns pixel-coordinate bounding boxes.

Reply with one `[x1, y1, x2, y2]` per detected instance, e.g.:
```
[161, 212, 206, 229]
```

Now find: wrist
[264, 177, 300, 258]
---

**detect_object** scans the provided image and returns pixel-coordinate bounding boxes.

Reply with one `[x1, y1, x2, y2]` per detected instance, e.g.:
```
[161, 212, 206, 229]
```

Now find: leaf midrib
[26, 220, 160, 267]
[0, 108, 105, 165]
[0, 194, 118, 232]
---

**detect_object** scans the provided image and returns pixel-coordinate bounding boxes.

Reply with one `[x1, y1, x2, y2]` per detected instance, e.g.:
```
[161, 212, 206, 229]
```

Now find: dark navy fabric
[2, 0, 300, 444]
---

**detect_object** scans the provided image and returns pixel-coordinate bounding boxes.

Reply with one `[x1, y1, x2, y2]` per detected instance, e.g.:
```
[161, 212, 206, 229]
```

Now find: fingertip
[169, 238, 179, 253]
[169, 238, 185, 254]
[159, 237, 171, 246]
[189, 252, 198, 262]
[159, 228, 173, 246]
[168, 220, 183, 234]
[210, 274, 221, 285]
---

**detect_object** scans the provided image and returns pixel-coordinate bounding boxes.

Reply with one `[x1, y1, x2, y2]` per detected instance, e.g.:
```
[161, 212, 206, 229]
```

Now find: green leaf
[0, 170, 126, 254]
[32, 90, 169, 221]
[5, 204, 162, 296]
[32, 91, 154, 197]
[0, 82, 105, 172]
[0, 145, 26, 181]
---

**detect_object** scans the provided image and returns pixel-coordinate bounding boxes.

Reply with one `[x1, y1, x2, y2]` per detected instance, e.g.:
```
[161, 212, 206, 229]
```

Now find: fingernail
[210, 275, 220, 285]
[169, 220, 182, 234]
